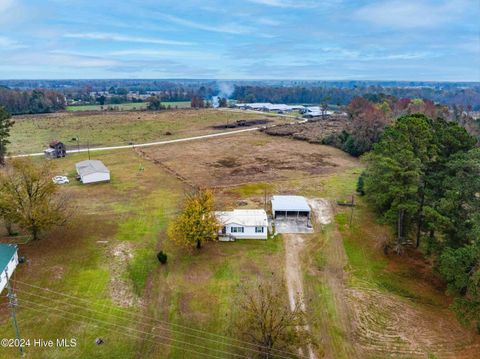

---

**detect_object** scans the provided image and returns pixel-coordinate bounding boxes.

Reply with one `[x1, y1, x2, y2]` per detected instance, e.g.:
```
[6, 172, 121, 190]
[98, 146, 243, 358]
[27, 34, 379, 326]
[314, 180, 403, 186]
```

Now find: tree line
[361, 114, 480, 330]
[323, 96, 479, 157]
[232, 85, 480, 110]
[0, 87, 66, 115]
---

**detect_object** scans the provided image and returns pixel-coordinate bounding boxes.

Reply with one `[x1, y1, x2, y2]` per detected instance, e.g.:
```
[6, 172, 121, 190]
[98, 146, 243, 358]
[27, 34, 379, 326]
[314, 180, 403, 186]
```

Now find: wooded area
[362, 114, 480, 330]
[0, 87, 66, 114]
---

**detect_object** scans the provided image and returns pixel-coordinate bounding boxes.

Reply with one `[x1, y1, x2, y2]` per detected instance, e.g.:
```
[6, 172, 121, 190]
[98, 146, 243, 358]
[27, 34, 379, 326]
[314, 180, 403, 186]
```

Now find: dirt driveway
[283, 198, 334, 359]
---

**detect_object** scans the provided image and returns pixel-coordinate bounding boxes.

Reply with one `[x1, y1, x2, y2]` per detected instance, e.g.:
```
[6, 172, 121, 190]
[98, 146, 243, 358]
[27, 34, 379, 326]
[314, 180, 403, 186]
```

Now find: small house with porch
[44, 140, 66, 159]
[215, 209, 268, 241]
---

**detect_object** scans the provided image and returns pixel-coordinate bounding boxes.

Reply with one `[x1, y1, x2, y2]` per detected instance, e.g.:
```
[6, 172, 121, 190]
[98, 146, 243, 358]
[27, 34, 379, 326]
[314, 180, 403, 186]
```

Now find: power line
[16, 302, 226, 359]
[15, 288, 261, 358]
[17, 296, 247, 359]
[16, 287, 301, 359]
[16, 280, 305, 358]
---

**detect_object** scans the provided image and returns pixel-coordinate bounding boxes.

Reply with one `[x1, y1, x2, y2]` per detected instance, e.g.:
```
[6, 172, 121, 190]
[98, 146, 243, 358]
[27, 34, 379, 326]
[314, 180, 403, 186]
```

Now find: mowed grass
[8, 109, 284, 154]
[0, 149, 286, 358]
[66, 101, 191, 112]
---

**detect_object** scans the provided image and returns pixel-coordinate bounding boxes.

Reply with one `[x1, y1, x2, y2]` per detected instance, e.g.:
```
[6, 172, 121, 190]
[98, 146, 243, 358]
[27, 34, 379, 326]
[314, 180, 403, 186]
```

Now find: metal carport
[271, 195, 311, 219]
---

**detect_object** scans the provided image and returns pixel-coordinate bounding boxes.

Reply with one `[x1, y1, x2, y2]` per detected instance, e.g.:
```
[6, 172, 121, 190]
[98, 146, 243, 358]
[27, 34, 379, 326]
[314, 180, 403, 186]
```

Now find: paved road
[10, 127, 261, 158]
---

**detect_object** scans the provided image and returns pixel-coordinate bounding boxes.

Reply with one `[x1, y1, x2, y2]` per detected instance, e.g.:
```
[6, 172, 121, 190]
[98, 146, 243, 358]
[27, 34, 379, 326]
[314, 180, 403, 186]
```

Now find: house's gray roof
[215, 209, 268, 227]
[75, 160, 109, 176]
[271, 195, 311, 212]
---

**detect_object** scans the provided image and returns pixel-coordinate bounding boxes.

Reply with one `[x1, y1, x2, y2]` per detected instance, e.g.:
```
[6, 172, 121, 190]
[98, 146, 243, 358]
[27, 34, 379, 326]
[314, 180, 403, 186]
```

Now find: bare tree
[234, 278, 314, 359]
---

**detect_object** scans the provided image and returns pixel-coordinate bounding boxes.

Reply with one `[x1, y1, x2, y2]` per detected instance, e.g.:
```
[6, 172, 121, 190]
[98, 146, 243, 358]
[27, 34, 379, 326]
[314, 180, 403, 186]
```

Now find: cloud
[159, 14, 253, 34]
[63, 32, 191, 45]
[354, 0, 472, 29]
[105, 49, 220, 60]
[256, 17, 281, 26]
[0, 36, 24, 49]
[0, 0, 15, 12]
[246, 0, 318, 8]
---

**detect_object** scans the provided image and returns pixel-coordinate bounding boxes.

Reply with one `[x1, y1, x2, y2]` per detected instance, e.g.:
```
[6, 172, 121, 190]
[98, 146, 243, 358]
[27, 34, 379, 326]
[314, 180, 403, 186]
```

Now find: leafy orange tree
[168, 189, 219, 249]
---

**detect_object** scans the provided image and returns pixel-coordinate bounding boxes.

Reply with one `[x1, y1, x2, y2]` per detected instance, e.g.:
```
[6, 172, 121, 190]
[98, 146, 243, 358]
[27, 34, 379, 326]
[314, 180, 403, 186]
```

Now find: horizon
[1, 0, 479, 81]
[1, 78, 480, 84]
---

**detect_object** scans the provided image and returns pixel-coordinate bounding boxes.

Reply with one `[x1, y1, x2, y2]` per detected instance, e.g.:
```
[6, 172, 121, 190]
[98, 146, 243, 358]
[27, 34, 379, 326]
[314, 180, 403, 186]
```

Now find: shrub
[157, 250, 168, 264]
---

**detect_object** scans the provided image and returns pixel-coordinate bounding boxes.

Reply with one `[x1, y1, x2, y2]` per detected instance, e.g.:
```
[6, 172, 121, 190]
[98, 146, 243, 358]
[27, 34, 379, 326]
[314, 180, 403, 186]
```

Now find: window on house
[231, 227, 244, 233]
[255, 227, 264, 233]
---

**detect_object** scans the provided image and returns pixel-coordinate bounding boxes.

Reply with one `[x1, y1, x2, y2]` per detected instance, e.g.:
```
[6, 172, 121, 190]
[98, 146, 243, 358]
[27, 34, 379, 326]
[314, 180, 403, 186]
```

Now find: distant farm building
[0, 244, 19, 294]
[234, 103, 304, 113]
[75, 160, 110, 184]
[215, 209, 268, 241]
[44, 140, 66, 159]
[271, 195, 311, 219]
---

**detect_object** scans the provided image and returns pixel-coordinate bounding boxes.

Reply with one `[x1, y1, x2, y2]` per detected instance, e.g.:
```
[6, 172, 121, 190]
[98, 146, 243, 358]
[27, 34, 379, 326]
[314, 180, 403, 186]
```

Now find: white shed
[215, 209, 268, 240]
[271, 195, 311, 218]
[76, 160, 110, 184]
[0, 244, 18, 294]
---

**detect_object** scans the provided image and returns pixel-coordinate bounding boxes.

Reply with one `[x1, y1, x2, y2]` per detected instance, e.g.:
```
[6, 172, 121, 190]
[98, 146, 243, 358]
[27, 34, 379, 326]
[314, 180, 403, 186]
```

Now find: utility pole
[5, 270, 24, 357]
[87, 140, 91, 160]
[349, 194, 355, 227]
[264, 184, 267, 212]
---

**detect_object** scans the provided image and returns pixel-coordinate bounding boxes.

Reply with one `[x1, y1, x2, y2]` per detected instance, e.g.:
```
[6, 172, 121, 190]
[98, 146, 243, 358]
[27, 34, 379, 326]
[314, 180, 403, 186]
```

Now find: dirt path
[284, 233, 317, 359]
[307, 199, 358, 359]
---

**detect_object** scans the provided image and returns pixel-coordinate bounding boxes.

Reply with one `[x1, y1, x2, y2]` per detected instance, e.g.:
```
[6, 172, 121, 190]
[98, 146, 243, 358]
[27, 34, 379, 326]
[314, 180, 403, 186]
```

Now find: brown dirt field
[138, 131, 359, 188]
[264, 116, 349, 143]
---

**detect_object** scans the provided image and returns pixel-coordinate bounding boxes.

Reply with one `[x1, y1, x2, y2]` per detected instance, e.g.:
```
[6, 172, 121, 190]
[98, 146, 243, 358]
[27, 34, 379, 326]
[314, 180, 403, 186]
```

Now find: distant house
[0, 244, 18, 294]
[44, 140, 66, 159]
[215, 209, 268, 241]
[271, 195, 311, 219]
[75, 160, 110, 184]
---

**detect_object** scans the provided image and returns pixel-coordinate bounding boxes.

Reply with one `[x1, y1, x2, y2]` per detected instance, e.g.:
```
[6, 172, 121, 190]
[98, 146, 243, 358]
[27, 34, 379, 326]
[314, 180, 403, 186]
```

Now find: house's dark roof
[49, 140, 64, 147]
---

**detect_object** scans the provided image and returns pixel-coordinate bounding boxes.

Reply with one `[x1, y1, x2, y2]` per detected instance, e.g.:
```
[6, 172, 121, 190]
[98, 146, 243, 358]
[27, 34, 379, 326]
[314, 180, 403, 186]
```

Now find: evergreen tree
[0, 107, 14, 166]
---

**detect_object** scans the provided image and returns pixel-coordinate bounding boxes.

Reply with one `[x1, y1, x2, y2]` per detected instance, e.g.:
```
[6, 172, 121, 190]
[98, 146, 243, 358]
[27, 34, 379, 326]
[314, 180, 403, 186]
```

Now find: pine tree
[0, 107, 14, 166]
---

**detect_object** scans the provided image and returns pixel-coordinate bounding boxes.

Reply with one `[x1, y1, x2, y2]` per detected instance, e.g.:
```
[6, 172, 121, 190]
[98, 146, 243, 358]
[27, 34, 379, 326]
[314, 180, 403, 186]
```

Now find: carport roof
[271, 195, 310, 212]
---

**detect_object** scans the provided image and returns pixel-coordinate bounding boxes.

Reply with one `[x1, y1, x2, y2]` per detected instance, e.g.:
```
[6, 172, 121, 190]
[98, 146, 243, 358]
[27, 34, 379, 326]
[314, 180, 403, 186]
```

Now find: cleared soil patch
[210, 118, 272, 129]
[264, 116, 349, 143]
[139, 132, 358, 188]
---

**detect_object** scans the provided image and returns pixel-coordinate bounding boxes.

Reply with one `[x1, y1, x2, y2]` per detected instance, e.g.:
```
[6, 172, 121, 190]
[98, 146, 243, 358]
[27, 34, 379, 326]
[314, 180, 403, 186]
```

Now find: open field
[138, 131, 359, 188]
[9, 109, 289, 155]
[66, 102, 191, 112]
[1, 113, 479, 358]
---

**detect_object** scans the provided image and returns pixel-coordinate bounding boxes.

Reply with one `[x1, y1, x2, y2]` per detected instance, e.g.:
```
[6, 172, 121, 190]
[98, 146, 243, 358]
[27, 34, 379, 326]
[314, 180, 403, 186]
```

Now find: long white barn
[215, 209, 268, 240]
[76, 160, 110, 184]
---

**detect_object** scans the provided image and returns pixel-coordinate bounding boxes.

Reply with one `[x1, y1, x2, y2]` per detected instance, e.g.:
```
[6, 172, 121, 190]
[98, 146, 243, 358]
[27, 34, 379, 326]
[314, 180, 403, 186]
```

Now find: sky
[0, 0, 479, 81]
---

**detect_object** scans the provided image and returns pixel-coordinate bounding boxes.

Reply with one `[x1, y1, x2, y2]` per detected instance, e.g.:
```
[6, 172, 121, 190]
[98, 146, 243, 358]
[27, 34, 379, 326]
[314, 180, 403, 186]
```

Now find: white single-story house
[271, 195, 311, 219]
[75, 160, 110, 184]
[215, 209, 268, 241]
[0, 244, 18, 294]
